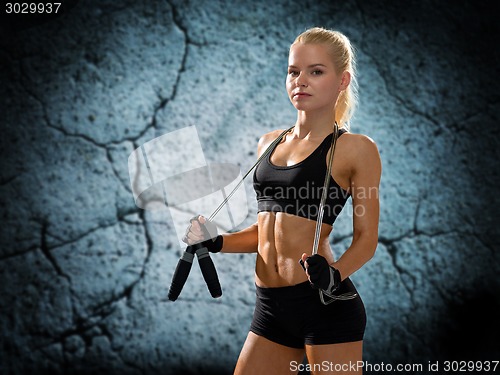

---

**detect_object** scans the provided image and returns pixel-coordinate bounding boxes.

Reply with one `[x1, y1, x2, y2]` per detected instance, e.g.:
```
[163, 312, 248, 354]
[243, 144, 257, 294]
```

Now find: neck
[293, 108, 336, 139]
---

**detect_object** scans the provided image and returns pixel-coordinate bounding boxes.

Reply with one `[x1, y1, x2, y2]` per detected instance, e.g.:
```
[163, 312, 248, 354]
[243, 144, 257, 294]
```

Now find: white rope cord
[314, 123, 357, 305]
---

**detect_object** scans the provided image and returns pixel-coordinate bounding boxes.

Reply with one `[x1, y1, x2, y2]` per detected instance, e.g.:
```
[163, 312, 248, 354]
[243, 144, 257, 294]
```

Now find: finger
[182, 234, 194, 245]
[198, 216, 212, 238]
[184, 224, 200, 240]
[185, 231, 203, 244]
[191, 220, 204, 236]
[301, 253, 309, 268]
[182, 235, 195, 245]
[184, 225, 193, 241]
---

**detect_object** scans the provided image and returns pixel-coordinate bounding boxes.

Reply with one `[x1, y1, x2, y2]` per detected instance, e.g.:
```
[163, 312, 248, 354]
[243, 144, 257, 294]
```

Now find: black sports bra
[253, 129, 350, 225]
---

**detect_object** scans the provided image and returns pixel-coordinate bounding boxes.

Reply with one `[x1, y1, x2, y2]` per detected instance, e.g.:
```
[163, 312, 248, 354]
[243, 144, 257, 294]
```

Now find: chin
[289, 100, 308, 111]
[292, 103, 317, 111]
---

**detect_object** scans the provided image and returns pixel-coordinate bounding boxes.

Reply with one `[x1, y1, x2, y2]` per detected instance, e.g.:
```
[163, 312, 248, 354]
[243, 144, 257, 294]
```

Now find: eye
[288, 70, 299, 77]
[311, 70, 323, 75]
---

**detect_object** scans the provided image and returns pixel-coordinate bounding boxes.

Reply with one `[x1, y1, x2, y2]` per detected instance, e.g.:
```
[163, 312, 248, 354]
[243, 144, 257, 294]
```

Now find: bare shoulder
[257, 128, 288, 157]
[341, 132, 380, 158]
[341, 132, 381, 177]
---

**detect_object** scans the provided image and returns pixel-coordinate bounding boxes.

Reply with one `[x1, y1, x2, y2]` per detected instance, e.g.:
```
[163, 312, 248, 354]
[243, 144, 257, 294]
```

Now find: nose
[295, 72, 308, 87]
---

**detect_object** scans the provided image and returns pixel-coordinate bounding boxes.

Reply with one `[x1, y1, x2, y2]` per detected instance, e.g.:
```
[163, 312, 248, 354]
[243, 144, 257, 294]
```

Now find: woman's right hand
[182, 215, 223, 253]
[182, 215, 207, 245]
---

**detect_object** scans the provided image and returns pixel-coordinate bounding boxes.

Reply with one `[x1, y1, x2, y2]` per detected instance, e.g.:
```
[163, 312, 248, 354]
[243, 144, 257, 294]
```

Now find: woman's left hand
[300, 253, 341, 294]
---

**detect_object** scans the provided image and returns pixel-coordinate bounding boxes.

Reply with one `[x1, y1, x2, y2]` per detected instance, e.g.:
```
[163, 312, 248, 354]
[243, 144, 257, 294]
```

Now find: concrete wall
[1, 1, 498, 374]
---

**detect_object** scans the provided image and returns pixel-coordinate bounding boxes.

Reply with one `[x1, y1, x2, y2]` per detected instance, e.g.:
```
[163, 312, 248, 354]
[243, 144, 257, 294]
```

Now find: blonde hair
[292, 27, 358, 129]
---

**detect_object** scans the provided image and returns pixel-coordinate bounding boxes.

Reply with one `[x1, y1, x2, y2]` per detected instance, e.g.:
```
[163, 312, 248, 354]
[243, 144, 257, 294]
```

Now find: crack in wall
[114, 208, 155, 306]
[471, 233, 495, 257]
[0, 244, 38, 261]
[39, 220, 70, 281]
[148, 0, 190, 137]
[36, 268, 152, 372]
[355, 3, 489, 143]
[0, 174, 21, 186]
[378, 238, 414, 296]
[33, 300, 117, 352]
[378, 233, 444, 352]
[105, 147, 133, 194]
[1, 210, 139, 261]
[378, 227, 492, 305]
[363, 47, 444, 131]
[15, 58, 174, 150]
[353, 2, 450, 137]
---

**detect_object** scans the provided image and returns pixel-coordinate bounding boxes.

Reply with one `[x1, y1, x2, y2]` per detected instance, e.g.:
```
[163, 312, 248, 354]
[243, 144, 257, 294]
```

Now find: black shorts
[249, 279, 366, 349]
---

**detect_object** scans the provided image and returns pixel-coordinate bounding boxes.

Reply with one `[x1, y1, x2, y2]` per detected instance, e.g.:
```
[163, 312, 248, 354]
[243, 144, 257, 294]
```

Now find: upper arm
[349, 135, 382, 241]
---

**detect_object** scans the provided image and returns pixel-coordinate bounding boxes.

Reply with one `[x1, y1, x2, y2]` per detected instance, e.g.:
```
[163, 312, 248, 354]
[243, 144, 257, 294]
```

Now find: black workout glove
[302, 254, 341, 296]
[183, 215, 223, 253]
[202, 234, 223, 253]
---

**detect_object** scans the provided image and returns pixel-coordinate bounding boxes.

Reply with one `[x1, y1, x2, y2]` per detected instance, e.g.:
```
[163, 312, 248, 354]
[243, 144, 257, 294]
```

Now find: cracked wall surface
[1, 0, 499, 374]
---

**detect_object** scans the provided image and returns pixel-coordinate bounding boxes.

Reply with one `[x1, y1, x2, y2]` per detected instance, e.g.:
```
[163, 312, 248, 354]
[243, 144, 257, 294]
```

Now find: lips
[293, 92, 311, 98]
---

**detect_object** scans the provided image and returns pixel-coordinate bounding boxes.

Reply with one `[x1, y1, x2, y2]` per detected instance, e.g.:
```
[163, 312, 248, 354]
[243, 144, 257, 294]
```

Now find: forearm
[332, 231, 377, 280]
[220, 222, 258, 253]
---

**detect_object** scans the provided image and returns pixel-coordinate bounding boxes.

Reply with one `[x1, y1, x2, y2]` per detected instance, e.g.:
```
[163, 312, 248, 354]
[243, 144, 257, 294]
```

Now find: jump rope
[168, 123, 357, 304]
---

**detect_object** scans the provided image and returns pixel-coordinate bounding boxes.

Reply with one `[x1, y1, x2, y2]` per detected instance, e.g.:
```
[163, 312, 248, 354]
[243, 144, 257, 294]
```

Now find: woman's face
[286, 43, 344, 113]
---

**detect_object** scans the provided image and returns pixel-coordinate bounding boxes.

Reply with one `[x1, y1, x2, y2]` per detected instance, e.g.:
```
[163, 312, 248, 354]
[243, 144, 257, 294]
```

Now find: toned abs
[255, 211, 335, 287]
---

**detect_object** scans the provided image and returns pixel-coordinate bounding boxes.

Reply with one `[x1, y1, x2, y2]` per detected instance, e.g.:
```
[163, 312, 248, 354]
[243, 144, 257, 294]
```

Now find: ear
[339, 71, 351, 91]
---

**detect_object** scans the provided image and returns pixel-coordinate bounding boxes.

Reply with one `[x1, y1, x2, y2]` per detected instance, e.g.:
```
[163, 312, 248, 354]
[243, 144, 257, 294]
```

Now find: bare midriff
[256, 211, 335, 287]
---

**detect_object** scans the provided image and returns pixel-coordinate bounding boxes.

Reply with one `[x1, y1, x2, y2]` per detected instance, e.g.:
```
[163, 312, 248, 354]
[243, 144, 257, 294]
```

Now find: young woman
[183, 27, 381, 375]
